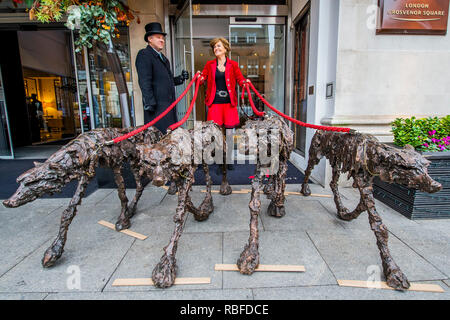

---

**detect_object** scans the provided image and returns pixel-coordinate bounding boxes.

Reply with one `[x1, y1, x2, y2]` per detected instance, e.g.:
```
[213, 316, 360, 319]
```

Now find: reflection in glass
[230, 24, 285, 119]
[18, 30, 79, 144]
[0, 65, 13, 157]
[74, 48, 92, 132]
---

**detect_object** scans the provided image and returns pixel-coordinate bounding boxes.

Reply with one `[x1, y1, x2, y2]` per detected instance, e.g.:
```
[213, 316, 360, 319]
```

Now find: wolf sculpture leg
[42, 175, 90, 267]
[152, 169, 195, 288]
[125, 164, 147, 220]
[187, 163, 214, 221]
[267, 159, 287, 218]
[220, 130, 232, 195]
[237, 169, 262, 274]
[329, 167, 366, 221]
[300, 134, 322, 196]
[113, 166, 131, 231]
[354, 175, 410, 290]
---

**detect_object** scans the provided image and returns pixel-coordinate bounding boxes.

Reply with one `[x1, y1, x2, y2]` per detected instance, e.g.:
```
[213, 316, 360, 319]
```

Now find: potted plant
[373, 115, 450, 219]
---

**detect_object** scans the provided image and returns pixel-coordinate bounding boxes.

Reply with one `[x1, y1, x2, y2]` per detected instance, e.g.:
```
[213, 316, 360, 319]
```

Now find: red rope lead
[168, 73, 201, 131]
[241, 81, 265, 117]
[246, 83, 265, 117]
[246, 81, 352, 133]
[110, 72, 201, 144]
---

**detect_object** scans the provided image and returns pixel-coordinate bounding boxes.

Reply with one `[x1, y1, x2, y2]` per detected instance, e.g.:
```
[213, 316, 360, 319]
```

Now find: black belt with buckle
[216, 90, 229, 97]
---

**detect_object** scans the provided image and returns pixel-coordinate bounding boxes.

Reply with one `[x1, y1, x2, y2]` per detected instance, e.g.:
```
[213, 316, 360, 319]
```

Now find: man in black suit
[135, 22, 189, 134]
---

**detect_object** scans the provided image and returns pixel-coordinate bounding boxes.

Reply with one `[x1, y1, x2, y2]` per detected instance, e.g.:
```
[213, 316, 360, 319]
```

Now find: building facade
[0, 0, 448, 186]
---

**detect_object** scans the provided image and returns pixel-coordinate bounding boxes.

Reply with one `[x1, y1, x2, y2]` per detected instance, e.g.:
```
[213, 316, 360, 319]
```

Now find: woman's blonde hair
[209, 37, 231, 57]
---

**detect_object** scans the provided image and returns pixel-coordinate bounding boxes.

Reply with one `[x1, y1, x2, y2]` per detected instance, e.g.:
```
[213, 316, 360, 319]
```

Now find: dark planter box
[373, 149, 450, 220]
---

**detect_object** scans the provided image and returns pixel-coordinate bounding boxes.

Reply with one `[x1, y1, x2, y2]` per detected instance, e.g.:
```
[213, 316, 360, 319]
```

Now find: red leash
[168, 72, 202, 131]
[245, 81, 352, 133]
[241, 81, 265, 117]
[107, 74, 352, 146]
[106, 72, 201, 145]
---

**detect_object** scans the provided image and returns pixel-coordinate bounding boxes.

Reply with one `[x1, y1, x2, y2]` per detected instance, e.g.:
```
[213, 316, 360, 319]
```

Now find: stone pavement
[0, 183, 449, 300]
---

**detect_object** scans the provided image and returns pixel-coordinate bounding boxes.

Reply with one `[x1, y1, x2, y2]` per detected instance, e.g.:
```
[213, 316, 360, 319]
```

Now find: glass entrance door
[0, 65, 14, 159]
[293, 12, 310, 155]
[173, 0, 195, 129]
[229, 18, 286, 119]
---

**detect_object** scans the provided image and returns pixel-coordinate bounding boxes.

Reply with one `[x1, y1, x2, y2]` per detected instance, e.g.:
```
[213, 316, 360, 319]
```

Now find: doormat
[193, 161, 308, 185]
[0, 159, 98, 200]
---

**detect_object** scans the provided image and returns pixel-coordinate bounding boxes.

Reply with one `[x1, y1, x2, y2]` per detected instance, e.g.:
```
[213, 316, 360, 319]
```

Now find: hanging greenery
[9, 0, 138, 52]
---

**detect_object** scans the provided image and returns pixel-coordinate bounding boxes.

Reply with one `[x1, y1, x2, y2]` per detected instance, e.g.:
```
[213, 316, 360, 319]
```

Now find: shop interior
[18, 30, 80, 146]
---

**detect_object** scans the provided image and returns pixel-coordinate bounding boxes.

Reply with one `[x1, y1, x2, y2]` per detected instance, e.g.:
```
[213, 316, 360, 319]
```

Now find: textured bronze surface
[236, 116, 294, 275]
[3, 126, 162, 267]
[300, 130, 442, 290]
[136, 121, 224, 288]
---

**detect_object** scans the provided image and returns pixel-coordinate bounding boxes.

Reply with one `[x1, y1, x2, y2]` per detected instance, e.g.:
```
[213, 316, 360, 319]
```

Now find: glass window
[75, 27, 133, 129]
[230, 24, 285, 118]
[18, 30, 79, 144]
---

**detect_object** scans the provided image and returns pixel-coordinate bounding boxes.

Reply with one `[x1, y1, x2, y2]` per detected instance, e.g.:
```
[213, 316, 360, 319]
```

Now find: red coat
[200, 57, 246, 107]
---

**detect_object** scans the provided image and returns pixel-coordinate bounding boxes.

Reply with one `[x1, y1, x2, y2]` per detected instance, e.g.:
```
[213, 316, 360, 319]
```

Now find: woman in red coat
[199, 37, 249, 128]
[199, 37, 249, 194]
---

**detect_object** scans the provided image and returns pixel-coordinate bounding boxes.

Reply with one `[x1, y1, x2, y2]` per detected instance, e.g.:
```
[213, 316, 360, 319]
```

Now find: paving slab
[252, 280, 449, 300]
[0, 205, 135, 293]
[386, 223, 450, 278]
[260, 198, 347, 232]
[184, 191, 264, 233]
[307, 228, 447, 283]
[443, 279, 450, 288]
[317, 195, 421, 232]
[415, 219, 450, 235]
[45, 288, 253, 300]
[222, 231, 336, 289]
[98, 184, 168, 214]
[0, 183, 448, 300]
[0, 205, 62, 277]
[0, 293, 48, 300]
[104, 232, 223, 292]
[80, 188, 115, 206]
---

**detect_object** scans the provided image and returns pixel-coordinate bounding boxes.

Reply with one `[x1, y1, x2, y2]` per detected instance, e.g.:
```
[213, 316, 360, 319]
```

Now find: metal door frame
[0, 65, 15, 159]
[172, 0, 196, 125]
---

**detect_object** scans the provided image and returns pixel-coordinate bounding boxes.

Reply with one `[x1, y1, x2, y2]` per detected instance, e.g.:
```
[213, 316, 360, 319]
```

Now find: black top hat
[144, 22, 167, 42]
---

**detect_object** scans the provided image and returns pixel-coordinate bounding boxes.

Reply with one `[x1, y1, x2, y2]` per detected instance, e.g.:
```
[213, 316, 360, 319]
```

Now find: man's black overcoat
[135, 45, 184, 134]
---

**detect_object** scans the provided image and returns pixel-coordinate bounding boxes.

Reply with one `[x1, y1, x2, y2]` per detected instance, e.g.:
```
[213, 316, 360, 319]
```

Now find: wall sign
[377, 0, 449, 35]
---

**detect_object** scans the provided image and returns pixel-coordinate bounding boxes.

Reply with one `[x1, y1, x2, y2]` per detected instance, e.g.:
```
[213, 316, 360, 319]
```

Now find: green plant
[391, 116, 450, 152]
[22, 0, 136, 52]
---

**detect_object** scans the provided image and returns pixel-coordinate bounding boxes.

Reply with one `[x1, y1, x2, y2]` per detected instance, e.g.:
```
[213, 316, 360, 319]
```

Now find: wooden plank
[240, 189, 332, 198]
[97, 220, 148, 241]
[215, 264, 305, 272]
[112, 277, 211, 287]
[337, 280, 445, 293]
[201, 190, 250, 194]
[240, 189, 260, 193]
[309, 193, 333, 198]
[284, 191, 332, 198]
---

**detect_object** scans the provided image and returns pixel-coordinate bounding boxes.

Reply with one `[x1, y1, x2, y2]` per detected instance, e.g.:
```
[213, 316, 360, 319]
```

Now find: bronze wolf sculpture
[136, 117, 294, 288]
[2, 126, 162, 267]
[235, 115, 294, 275]
[300, 130, 442, 290]
[136, 121, 224, 288]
